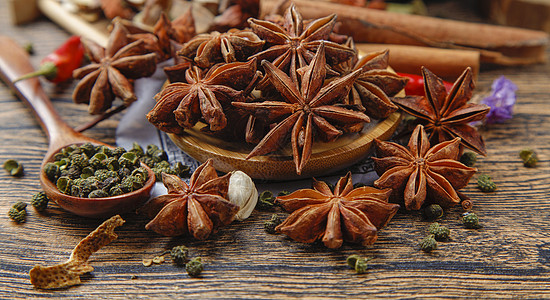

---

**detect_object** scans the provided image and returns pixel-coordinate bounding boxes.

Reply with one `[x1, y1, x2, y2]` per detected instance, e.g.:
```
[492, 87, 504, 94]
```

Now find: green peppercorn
[130, 142, 144, 157]
[119, 152, 139, 168]
[8, 202, 27, 223]
[264, 214, 282, 234]
[170, 245, 189, 266]
[24, 42, 34, 55]
[56, 176, 72, 194]
[31, 192, 49, 212]
[462, 212, 481, 229]
[43, 162, 60, 182]
[3, 159, 24, 176]
[89, 190, 109, 198]
[428, 223, 450, 241]
[420, 235, 437, 252]
[459, 151, 477, 167]
[422, 204, 444, 220]
[79, 142, 96, 158]
[346, 254, 371, 274]
[519, 149, 538, 168]
[477, 175, 497, 192]
[185, 257, 203, 277]
[277, 190, 290, 197]
[256, 190, 276, 211]
[173, 162, 190, 177]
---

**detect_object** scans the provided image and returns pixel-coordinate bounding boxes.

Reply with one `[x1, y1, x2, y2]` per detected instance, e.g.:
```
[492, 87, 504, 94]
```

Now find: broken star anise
[248, 4, 355, 85]
[72, 22, 157, 114]
[147, 58, 258, 134]
[141, 159, 239, 240]
[232, 43, 369, 174]
[276, 172, 400, 249]
[373, 124, 477, 210]
[333, 39, 407, 119]
[392, 67, 490, 155]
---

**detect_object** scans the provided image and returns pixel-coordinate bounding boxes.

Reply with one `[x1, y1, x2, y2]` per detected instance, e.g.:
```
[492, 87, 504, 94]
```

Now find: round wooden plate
[169, 111, 401, 181]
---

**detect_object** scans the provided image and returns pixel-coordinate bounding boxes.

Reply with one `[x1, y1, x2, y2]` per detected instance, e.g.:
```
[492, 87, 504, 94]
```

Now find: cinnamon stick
[356, 44, 480, 81]
[260, 0, 548, 65]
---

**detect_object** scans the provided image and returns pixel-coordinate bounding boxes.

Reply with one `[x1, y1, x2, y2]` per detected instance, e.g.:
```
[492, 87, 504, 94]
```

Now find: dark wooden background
[1, 1, 549, 298]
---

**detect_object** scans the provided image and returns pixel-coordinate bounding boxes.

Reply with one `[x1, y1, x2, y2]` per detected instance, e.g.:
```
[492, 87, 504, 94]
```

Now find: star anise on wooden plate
[248, 4, 355, 84]
[391, 67, 490, 155]
[147, 58, 258, 134]
[178, 29, 264, 68]
[373, 124, 477, 210]
[141, 159, 239, 240]
[232, 43, 369, 174]
[333, 38, 408, 119]
[275, 172, 399, 249]
[72, 23, 157, 114]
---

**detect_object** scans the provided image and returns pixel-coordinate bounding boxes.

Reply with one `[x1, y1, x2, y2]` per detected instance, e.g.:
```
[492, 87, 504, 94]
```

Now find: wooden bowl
[169, 112, 401, 181]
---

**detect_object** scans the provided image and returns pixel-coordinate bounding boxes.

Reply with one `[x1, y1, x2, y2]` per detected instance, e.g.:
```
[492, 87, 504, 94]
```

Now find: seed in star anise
[140, 159, 239, 240]
[391, 67, 490, 155]
[275, 172, 400, 249]
[373, 124, 477, 210]
[72, 22, 157, 114]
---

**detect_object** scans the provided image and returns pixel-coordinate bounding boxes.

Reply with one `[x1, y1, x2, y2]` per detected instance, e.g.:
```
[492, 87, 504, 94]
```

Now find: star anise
[72, 23, 157, 114]
[141, 159, 239, 240]
[248, 4, 355, 84]
[232, 43, 369, 174]
[333, 38, 408, 119]
[391, 67, 490, 155]
[178, 29, 264, 68]
[275, 172, 399, 249]
[147, 58, 258, 134]
[373, 124, 477, 210]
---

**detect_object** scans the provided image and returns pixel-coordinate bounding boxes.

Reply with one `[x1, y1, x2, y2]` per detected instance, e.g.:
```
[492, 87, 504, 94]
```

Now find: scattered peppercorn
[477, 175, 497, 192]
[256, 190, 276, 211]
[462, 212, 481, 229]
[24, 42, 35, 55]
[264, 214, 282, 234]
[420, 235, 437, 252]
[346, 254, 372, 274]
[277, 190, 290, 197]
[185, 257, 203, 277]
[428, 223, 450, 241]
[8, 202, 27, 223]
[31, 192, 49, 212]
[519, 149, 538, 168]
[3, 159, 24, 176]
[421, 204, 444, 220]
[170, 245, 189, 266]
[459, 151, 477, 167]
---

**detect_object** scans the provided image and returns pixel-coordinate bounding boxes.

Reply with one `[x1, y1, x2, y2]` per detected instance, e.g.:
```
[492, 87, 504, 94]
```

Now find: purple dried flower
[481, 76, 518, 124]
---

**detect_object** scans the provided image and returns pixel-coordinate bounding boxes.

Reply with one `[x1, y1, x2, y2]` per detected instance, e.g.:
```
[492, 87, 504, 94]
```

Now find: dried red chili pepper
[14, 36, 84, 83]
[397, 72, 453, 96]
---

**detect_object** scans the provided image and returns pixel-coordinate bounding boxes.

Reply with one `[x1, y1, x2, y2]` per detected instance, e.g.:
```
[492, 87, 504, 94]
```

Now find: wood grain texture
[0, 1, 549, 299]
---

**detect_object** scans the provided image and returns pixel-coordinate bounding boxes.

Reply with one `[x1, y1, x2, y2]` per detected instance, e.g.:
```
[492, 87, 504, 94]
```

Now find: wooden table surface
[1, 1, 549, 299]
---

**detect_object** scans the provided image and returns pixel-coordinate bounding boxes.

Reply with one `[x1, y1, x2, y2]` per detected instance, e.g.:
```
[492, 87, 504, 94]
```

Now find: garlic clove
[227, 171, 258, 221]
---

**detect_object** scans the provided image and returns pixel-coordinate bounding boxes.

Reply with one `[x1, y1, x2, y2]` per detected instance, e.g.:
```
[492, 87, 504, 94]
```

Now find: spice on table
[186, 257, 203, 278]
[141, 159, 239, 240]
[14, 36, 84, 83]
[8, 202, 27, 223]
[477, 175, 497, 192]
[420, 235, 437, 252]
[142, 258, 153, 267]
[256, 190, 276, 211]
[346, 255, 372, 274]
[460, 152, 477, 167]
[519, 149, 538, 168]
[462, 212, 481, 229]
[24, 42, 34, 55]
[227, 171, 258, 221]
[373, 124, 477, 210]
[131, 143, 190, 181]
[31, 192, 49, 212]
[392, 67, 490, 156]
[428, 223, 450, 241]
[396, 72, 453, 97]
[275, 172, 399, 249]
[264, 214, 282, 234]
[421, 204, 444, 221]
[29, 215, 125, 289]
[3, 159, 24, 176]
[170, 245, 189, 266]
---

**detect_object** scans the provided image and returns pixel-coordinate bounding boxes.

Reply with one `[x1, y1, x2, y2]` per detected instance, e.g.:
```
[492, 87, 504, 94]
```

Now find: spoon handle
[0, 36, 89, 154]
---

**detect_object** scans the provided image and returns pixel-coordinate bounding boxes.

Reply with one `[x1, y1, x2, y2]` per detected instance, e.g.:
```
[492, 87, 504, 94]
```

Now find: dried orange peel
[29, 215, 125, 289]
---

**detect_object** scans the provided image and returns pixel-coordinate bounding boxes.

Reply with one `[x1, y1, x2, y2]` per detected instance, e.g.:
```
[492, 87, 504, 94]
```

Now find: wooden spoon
[0, 36, 155, 218]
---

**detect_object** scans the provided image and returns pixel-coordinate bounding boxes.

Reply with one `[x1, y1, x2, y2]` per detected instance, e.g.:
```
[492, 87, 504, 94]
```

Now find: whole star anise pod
[275, 172, 399, 249]
[232, 43, 368, 174]
[73, 23, 157, 114]
[178, 29, 264, 68]
[373, 124, 477, 210]
[333, 39, 408, 119]
[147, 58, 258, 133]
[392, 67, 490, 155]
[141, 159, 239, 240]
[248, 4, 355, 84]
